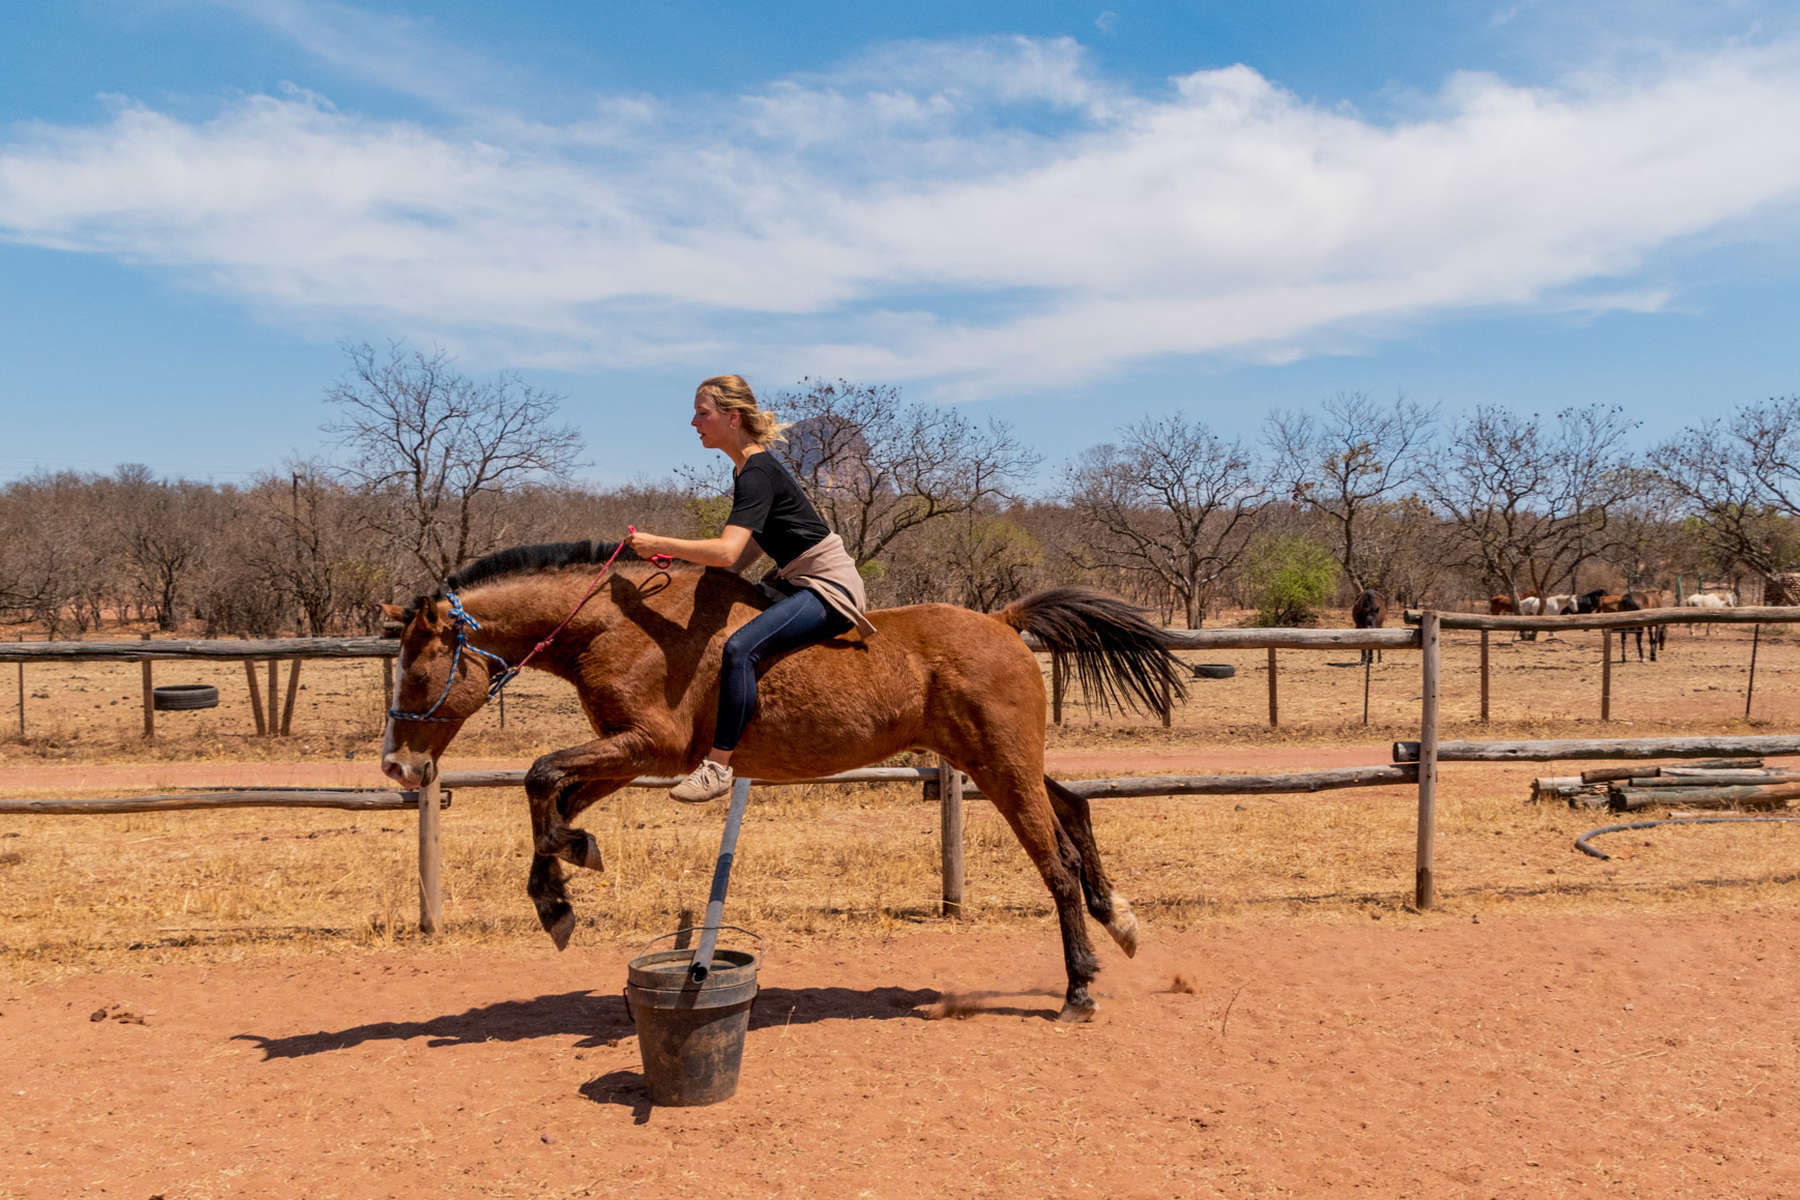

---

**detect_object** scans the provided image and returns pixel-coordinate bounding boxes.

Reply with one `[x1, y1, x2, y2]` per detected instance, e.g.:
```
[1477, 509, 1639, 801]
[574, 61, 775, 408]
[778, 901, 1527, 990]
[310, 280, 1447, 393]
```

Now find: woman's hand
[625, 527, 675, 565]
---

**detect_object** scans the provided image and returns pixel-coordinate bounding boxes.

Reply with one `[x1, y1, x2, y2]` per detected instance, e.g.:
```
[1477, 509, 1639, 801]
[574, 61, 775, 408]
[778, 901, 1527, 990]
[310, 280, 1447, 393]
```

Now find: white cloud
[4, 30, 1800, 397]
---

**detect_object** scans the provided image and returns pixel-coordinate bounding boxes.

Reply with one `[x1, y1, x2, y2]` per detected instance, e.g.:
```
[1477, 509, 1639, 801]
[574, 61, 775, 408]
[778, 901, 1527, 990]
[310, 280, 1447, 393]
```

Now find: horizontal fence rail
[0, 637, 397, 663]
[2, 626, 1426, 663]
[1402, 605, 1800, 633]
[440, 765, 1423, 798]
[0, 766, 1424, 811]
[1393, 735, 1800, 763]
[1023, 628, 1419, 651]
[0, 787, 449, 815]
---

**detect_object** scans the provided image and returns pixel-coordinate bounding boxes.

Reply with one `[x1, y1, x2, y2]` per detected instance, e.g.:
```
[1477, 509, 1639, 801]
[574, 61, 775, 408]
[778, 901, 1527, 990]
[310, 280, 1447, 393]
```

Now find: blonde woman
[626, 376, 874, 802]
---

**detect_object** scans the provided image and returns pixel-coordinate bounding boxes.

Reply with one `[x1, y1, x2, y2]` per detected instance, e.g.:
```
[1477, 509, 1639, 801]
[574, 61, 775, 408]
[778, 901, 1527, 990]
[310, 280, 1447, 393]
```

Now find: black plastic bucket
[625, 945, 759, 1106]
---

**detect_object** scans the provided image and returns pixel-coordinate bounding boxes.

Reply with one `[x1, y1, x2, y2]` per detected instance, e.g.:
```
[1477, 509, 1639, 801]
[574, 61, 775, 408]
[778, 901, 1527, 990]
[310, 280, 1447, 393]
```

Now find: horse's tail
[997, 587, 1185, 719]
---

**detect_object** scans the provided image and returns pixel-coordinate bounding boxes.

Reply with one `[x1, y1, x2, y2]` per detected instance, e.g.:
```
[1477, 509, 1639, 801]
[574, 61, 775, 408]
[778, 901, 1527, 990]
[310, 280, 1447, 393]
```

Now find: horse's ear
[418, 595, 451, 631]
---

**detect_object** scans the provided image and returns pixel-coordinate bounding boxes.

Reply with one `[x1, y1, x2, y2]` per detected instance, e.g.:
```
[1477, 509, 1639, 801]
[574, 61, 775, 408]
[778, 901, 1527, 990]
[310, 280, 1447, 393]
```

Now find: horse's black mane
[447, 539, 674, 592]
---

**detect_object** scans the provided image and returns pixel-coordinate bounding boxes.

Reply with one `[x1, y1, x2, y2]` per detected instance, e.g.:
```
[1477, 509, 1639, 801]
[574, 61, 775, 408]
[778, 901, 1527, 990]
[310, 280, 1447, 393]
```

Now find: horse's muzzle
[381, 753, 437, 789]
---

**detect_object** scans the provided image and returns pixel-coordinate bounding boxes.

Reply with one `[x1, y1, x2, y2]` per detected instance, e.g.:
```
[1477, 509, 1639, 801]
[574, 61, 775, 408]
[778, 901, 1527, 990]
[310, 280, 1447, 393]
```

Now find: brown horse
[1352, 587, 1386, 665]
[379, 541, 1184, 1021]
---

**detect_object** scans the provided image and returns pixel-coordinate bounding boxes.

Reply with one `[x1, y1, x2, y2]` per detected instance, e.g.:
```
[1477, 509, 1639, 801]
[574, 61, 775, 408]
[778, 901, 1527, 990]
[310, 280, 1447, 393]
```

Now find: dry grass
[2, 610, 1799, 984]
[4, 754, 1800, 986]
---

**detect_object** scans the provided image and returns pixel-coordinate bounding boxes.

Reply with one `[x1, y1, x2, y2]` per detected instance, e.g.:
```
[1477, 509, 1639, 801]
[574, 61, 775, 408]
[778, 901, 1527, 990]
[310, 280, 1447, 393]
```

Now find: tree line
[1, 343, 1795, 636]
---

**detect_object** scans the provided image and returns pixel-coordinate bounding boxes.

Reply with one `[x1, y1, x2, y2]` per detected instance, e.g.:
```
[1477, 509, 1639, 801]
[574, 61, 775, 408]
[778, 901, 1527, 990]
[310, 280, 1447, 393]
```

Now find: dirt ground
[4, 616, 1800, 1197]
[3, 910, 1797, 1199]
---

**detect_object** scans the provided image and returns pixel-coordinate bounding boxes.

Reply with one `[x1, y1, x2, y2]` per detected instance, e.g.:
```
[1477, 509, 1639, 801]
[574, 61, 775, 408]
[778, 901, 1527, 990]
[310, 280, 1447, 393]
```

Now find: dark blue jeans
[713, 585, 850, 752]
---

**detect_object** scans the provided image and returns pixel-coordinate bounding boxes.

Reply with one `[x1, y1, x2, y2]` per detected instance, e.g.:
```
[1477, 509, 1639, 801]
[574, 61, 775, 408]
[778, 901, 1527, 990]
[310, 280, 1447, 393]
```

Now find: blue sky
[3, 1, 1799, 492]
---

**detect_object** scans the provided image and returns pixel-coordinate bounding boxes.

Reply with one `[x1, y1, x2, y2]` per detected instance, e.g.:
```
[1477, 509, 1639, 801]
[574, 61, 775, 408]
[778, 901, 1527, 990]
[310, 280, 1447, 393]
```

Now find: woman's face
[691, 389, 737, 451]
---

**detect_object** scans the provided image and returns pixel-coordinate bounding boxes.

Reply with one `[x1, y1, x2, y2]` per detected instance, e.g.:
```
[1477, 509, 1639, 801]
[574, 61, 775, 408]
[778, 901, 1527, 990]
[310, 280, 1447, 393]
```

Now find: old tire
[1190, 663, 1236, 680]
[152, 684, 219, 711]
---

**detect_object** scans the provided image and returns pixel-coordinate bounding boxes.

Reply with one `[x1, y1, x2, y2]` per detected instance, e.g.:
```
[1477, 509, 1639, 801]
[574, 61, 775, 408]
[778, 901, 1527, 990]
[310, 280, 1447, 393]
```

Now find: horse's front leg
[523, 730, 680, 950]
[525, 777, 629, 951]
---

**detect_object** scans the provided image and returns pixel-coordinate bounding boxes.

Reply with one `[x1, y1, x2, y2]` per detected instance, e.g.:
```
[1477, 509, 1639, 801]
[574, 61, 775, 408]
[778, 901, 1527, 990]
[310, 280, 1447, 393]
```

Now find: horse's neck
[461, 568, 720, 663]
[462, 578, 606, 660]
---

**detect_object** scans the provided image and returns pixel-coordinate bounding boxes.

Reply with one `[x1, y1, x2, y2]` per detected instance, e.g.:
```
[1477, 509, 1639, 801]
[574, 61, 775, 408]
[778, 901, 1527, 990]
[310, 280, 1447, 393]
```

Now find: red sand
[4, 911, 1797, 1198]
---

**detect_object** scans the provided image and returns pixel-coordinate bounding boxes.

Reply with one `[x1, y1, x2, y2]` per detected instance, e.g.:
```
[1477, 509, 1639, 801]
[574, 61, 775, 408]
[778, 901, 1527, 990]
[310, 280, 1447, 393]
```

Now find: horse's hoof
[1056, 1001, 1098, 1024]
[1105, 894, 1139, 958]
[547, 909, 576, 951]
[575, 831, 604, 872]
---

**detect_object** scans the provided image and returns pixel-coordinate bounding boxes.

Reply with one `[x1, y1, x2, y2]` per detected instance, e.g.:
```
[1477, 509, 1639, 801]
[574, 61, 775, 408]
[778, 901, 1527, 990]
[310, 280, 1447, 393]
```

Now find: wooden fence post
[1051, 655, 1063, 726]
[266, 660, 279, 736]
[937, 755, 964, 918]
[1161, 670, 1172, 729]
[140, 633, 154, 740]
[1479, 630, 1490, 723]
[280, 659, 302, 735]
[1746, 624, 1762, 719]
[245, 659, 266, 736]
[382, 659, 393, 726]
[15, 646, 23, 738]
[1415, 611, 1440, 910]
[1266, 647, 1279, 728]
[1600, 630, 1612, 722]
[417, 775, 443, 935]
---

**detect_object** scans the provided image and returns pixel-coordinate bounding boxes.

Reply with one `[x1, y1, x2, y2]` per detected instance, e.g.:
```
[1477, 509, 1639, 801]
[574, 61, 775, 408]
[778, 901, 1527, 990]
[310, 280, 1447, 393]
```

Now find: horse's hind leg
[1044, 776, 1138, 958]
[975, 768, 1100, 1022]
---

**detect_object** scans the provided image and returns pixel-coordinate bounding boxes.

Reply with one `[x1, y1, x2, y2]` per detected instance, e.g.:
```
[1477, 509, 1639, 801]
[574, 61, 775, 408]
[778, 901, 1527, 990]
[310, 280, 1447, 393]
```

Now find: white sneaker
[670, 759, 734, 804]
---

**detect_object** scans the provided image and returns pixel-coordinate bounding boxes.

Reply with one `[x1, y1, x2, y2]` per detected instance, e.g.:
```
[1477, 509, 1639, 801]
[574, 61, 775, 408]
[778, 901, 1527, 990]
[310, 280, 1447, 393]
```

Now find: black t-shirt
[726, 452, 830, 568]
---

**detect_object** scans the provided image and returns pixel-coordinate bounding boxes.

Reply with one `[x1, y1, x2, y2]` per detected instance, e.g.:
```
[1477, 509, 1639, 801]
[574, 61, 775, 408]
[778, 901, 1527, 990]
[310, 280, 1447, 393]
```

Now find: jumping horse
[379, 540, 1185, 1022]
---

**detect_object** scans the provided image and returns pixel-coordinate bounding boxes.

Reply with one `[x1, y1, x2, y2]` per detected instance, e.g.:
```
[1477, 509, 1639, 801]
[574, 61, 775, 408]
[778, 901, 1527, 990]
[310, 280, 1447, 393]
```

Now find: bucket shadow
[233, 984, 940, 1061]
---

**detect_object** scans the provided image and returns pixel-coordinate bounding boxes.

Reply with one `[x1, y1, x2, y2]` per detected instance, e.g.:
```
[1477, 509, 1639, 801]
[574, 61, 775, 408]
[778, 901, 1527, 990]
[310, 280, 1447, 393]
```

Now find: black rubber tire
[1191, 663, 1236, 679]
[152, 684, 220, 711]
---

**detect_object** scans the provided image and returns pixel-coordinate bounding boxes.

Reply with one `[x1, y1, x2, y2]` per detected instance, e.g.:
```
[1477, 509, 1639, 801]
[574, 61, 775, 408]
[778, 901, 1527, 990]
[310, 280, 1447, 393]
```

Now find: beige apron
[770, 532, 876, 638]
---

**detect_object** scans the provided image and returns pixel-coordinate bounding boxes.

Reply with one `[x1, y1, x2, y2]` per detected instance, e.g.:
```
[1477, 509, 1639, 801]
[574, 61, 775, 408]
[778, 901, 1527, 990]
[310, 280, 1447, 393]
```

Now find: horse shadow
[234, 981, 1053, 1121]
[229, 983, 994, 1063]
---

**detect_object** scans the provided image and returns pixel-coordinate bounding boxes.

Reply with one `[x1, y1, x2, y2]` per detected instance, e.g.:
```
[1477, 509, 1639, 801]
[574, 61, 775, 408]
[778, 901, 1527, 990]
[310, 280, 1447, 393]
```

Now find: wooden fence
[0, 636, 396, 738]
[1403, 605, 1800, 723]
[5, 609, 1800, 933]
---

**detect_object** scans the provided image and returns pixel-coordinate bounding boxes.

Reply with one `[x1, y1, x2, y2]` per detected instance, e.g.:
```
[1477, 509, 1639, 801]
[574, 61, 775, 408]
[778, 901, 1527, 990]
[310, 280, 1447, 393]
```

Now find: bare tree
[879, 504, 1045, 609]
[230, 464, 392, 635]
[326, 342, 582, 582]
[0, 473, 108, 636]
[1426, 405, 1638, 605]
[101, 466, 232, 631]
[1063, 414, 1267, 628]
[1652, 399, 1800, 578]
[1268, 391, 1437, 590]
[766, 379, 1038, 567]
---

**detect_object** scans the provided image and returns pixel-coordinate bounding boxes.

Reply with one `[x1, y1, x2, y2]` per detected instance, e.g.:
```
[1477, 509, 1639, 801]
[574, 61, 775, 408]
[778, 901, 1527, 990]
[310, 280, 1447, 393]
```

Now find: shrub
[1246, 535, 1341, 627]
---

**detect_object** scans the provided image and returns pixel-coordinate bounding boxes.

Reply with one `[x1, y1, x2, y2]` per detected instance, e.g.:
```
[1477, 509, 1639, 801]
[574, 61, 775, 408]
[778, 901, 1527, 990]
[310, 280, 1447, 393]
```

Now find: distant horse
[1684, 590, 1735, 636]
[1489, 591, 1543, 640]
[379, 541, 1185, 1022]
[1540, 593, 1580, 639]
[1582, 589, 1665, 662]
[1352, 588, 1386, 664]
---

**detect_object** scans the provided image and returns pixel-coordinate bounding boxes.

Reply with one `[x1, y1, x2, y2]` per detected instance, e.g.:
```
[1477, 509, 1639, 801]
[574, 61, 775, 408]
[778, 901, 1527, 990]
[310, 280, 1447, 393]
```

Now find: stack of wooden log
[1531, 759, 1800, 812]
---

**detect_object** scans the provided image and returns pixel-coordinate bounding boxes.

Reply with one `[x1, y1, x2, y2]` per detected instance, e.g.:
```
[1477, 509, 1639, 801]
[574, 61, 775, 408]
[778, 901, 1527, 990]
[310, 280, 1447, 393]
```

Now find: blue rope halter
[386, 590, 515, 724]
